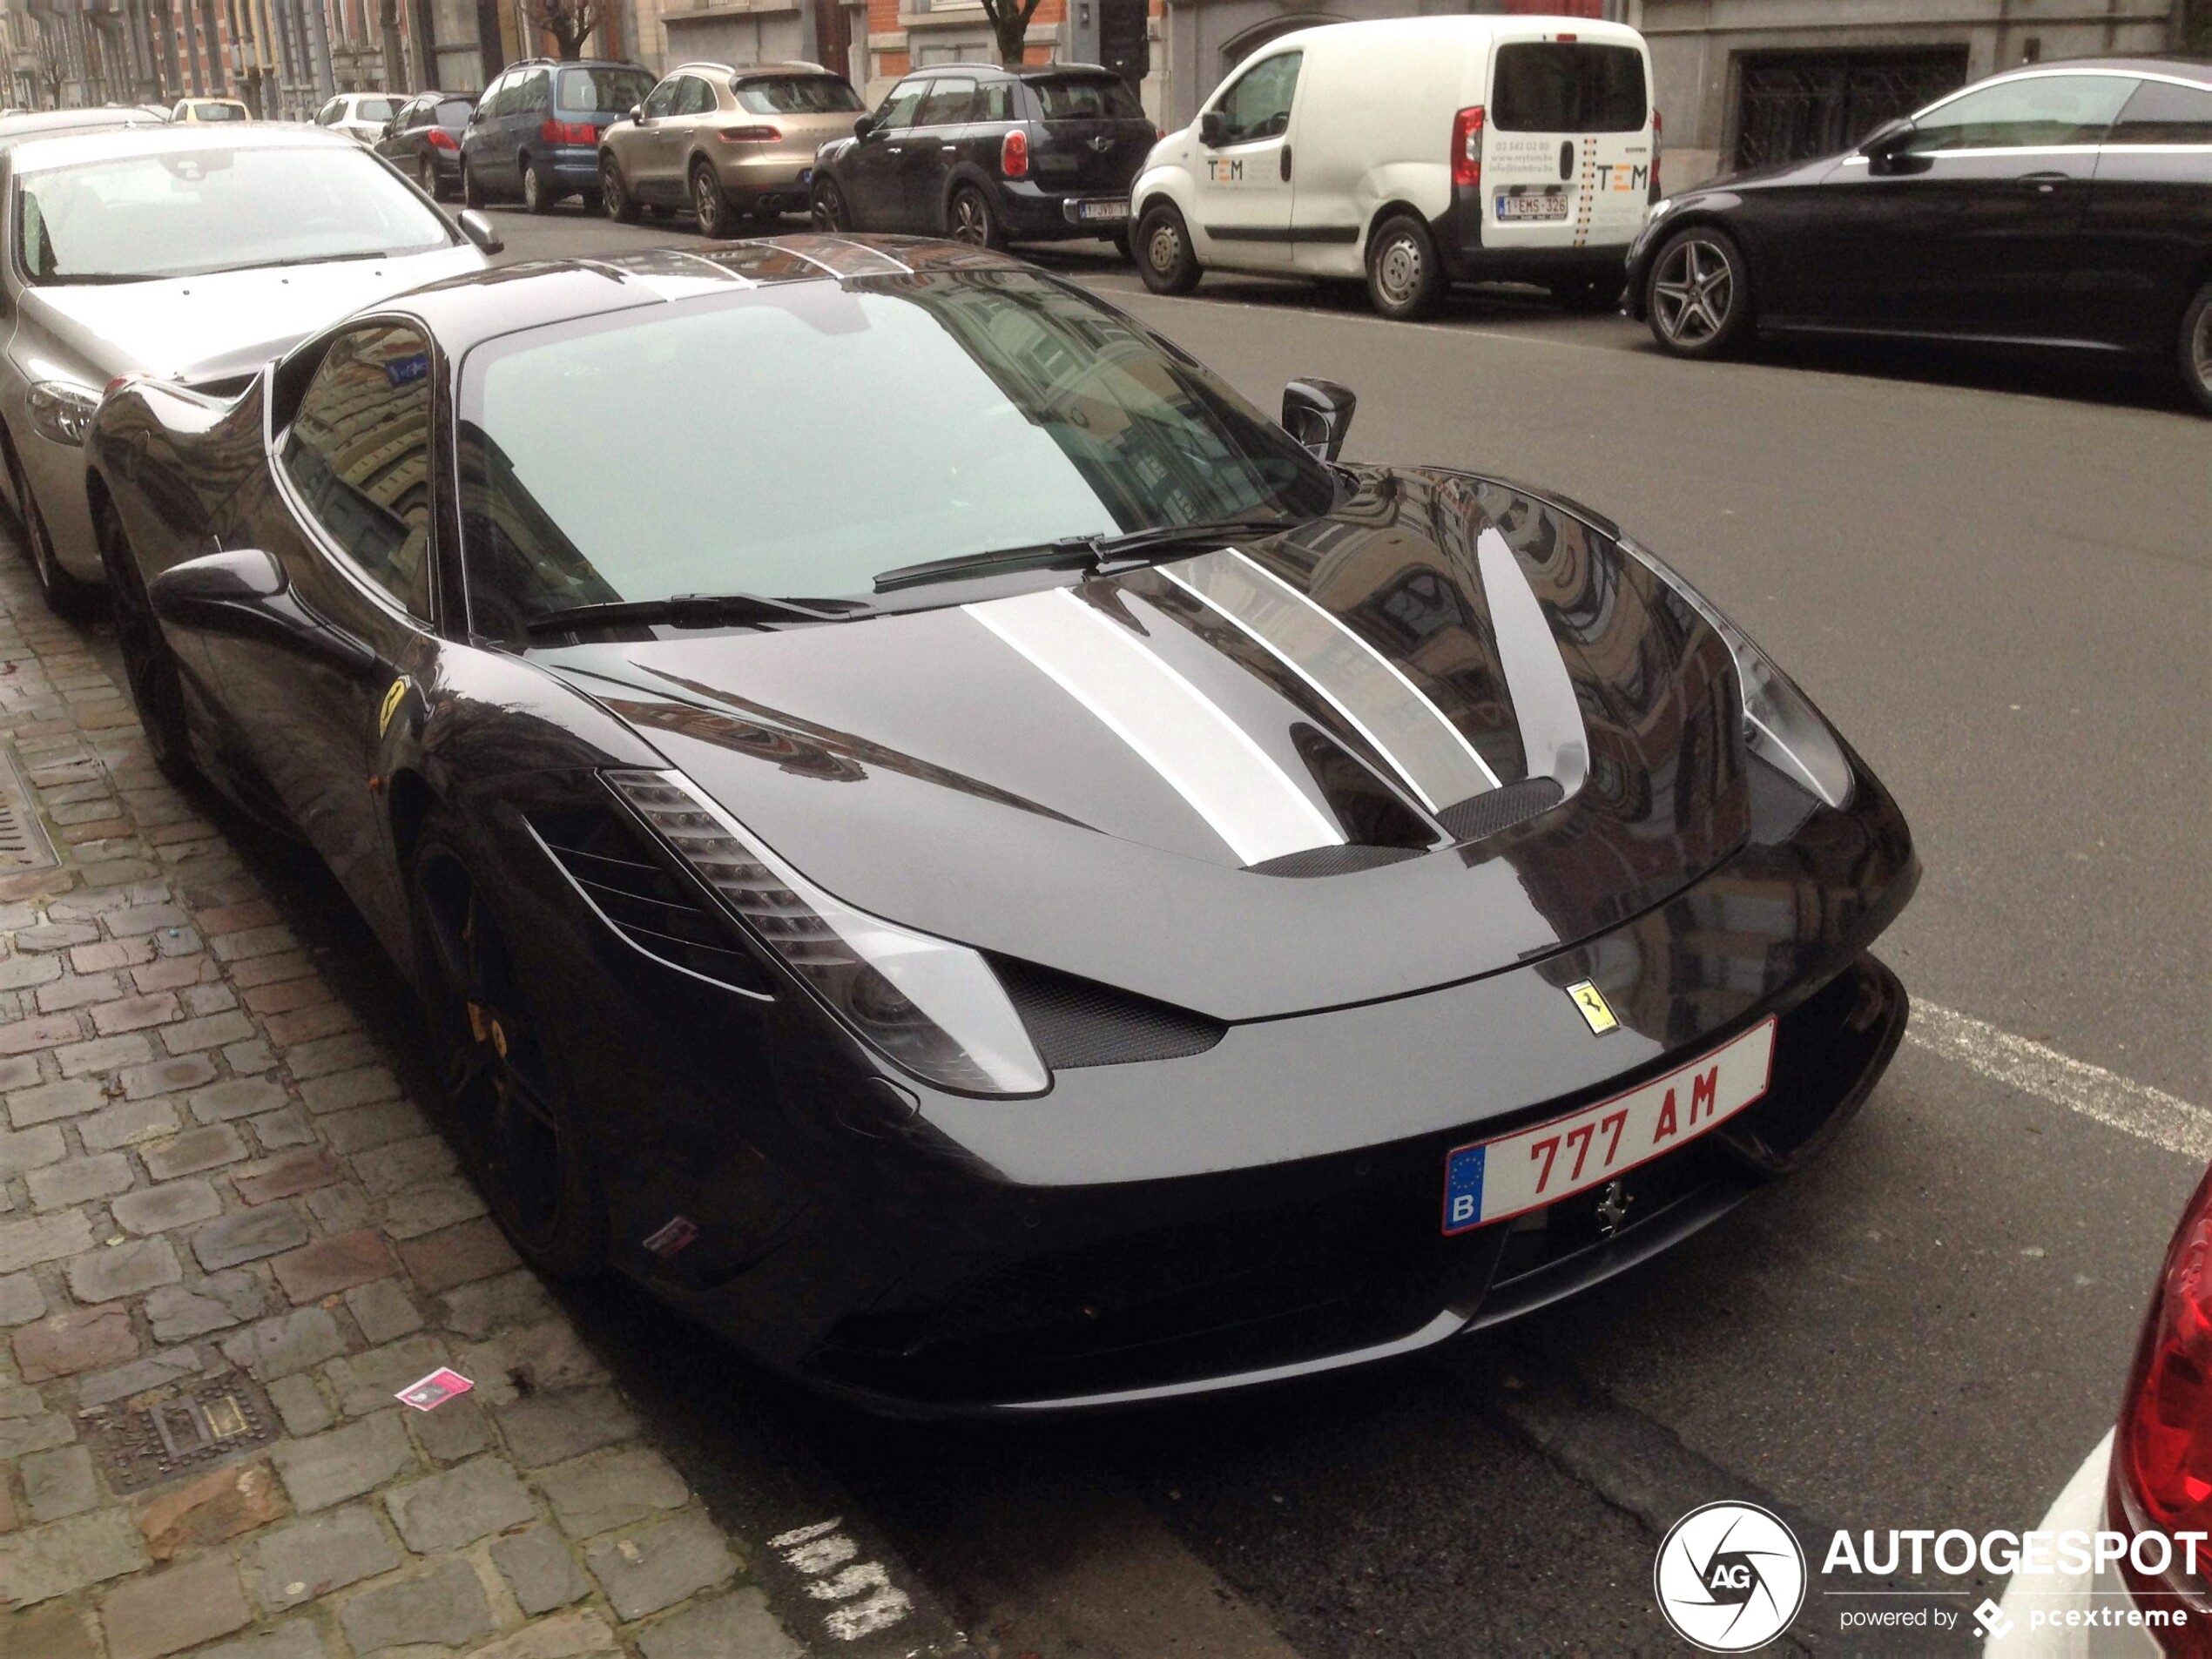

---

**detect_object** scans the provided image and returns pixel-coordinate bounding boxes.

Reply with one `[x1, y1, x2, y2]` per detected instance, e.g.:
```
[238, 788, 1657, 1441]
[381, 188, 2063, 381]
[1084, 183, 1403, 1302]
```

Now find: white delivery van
[1130, 15, 1657, 319]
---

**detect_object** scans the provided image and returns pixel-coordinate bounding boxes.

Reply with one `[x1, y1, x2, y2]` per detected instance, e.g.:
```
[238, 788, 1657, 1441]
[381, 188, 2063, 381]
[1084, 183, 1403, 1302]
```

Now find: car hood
[22, 242, 487, 383]
[541, 468, 1752, 1022]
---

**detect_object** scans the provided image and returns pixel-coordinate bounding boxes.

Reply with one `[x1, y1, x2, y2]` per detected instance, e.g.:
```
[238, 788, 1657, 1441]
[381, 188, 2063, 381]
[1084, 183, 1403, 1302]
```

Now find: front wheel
[693, 164, 737, 237]
[411, 819, 604, 1278]
[1645, 226, 1752, 359]
[1365, 213, 1444, 320]
[5, 441, 96, 617]
[2180, 280, 2212, 416]
[521, 155, 556, 215]
[601, 156, 637, 223]
[810, 177, 846, 231]
[948, 185, 1001, 248]
[461, 158, 483, 209]
[95, 495, 192, 785]
[1135, 202, 1200, 295]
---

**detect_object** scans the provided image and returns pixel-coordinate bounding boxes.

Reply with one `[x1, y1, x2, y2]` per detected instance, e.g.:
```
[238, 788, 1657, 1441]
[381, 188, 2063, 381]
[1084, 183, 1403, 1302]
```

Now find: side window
[315, 99, 341, 125]
[2107, 78, 2212, 145]
[976, 81, 1015, 124]
[916, 76, 976, 127]
[521, 71, 551, 115]
[281, 325, 436, 623]
[873, 79, 927, 131]
[1211, 52, 1300, 145]
[477, 74, 508, 118]
[643, 77, 682, 118]
[678, 76, 718, 116]
[1908, 74, 2134, 152]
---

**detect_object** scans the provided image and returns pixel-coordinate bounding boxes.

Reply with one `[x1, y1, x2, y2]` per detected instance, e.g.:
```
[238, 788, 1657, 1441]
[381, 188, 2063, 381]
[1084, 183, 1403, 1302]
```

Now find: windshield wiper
[523, 591, 866, 637]
[872, 516, 1301, 594]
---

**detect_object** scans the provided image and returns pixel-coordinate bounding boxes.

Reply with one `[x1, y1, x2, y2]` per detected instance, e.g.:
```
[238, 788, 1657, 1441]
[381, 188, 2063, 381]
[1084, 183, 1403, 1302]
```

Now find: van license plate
[1078, 199, 1130, 222]
[1496, 194, 1568, 221]
[1440, 1018, 1776, 1234]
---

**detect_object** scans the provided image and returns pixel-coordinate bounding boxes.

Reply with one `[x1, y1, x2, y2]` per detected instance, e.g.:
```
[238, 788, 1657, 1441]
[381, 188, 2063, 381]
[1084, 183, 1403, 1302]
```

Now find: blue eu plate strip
[1442, 1143, 1487, 1235]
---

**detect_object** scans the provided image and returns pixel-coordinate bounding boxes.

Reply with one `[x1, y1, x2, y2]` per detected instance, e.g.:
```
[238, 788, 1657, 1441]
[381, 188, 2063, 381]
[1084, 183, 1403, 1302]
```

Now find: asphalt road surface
[276, 201, 2208, 1656]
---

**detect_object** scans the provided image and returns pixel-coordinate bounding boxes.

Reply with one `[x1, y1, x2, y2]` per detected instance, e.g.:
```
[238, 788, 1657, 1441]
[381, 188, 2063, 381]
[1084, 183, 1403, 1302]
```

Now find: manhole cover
[83, 1375, 280, 1493]
[0, 745, 57, 872]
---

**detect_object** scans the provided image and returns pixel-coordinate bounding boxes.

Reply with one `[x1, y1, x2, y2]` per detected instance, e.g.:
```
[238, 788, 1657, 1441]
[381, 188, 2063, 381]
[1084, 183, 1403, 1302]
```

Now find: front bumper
[492, 737, 1916, 1416]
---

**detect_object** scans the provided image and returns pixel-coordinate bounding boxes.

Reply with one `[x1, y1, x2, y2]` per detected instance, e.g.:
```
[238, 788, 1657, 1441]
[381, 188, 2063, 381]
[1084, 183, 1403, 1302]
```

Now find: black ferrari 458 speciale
[85, 236, 1916, 1413]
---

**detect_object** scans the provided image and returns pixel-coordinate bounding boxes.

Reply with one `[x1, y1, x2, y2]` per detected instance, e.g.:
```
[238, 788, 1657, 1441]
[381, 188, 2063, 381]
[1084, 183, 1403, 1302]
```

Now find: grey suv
[598, 62, 864, 235]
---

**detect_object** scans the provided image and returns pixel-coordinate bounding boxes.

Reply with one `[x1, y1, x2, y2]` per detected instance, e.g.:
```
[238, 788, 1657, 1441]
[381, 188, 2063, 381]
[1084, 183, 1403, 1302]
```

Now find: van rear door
[1481, 37, 1652, 255]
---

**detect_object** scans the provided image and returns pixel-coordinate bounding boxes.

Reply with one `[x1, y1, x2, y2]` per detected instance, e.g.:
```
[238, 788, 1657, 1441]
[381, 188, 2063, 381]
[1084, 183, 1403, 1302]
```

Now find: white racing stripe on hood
[966, 588, 1344, 867]
[1474, 529, 1588, 794]
[1163, 550, 1501, 812]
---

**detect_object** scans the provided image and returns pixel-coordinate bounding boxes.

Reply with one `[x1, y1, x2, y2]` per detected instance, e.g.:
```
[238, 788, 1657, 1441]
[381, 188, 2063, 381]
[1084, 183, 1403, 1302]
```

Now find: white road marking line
[1907, 1002, 2211, 1160]
[769, 1517, 914, 1641]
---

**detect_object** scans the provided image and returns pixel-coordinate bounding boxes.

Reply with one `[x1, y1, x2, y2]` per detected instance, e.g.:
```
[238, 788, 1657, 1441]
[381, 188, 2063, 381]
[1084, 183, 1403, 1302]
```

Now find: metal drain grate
[0, 745, 58, 872]
[83, 1375, 280, 1493]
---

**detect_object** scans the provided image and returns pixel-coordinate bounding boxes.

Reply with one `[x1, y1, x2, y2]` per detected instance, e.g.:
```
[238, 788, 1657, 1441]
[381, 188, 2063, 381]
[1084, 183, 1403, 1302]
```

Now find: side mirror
[457, 209, 503, 253]
[628, 103, 644, 125]
[853, 114, 873, 138]
[1281, 377, 1355, 462]
[1857, 117, 1917, 170]
[1198, 109, 1225, 147]
[147, 550, 378, 678]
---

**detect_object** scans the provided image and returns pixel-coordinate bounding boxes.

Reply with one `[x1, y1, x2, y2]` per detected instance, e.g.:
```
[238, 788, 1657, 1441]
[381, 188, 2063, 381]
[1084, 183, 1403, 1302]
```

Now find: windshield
[1033, 76, 1144, 120]
[736, 76, 864, 115]
[188, 102, 246, 121]
[435, 98, 475, 125]
[458, 270, 1334, 638]
[1492, 43, 1647, 133]
[17, 145, 453, 283]
[559, 67, 654, 113]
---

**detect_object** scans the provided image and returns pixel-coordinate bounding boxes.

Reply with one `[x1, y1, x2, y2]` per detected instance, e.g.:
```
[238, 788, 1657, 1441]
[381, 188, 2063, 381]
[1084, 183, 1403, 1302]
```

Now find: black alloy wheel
[601, 156, 637, 222]
[521, 154, 555, 214]
[2181, 280, 2212, 416]
[1135, 202, 1200, 295]
[4, 437, 97, 617]
[416, 152, 442, 200]
[411, 822, 603, 1278]
[93, 495, 192, 785]
[1365, 213, 1445, 320]
[1647, 226, 1751, 358]
[948, 185, 1001, 248]
[461, 158, 483, 209]
[693, 163, 736, 238]
[810, 178, 846, 232]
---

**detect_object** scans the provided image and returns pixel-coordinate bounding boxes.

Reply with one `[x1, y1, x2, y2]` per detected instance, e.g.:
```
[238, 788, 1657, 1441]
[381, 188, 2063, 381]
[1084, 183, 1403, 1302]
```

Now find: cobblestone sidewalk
[0, 556, 807, 1659]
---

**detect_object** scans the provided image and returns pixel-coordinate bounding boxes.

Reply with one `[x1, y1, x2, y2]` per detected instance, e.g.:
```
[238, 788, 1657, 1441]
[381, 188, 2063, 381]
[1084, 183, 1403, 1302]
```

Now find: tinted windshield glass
[435, 98, 475, 125]
[559, 67, 654, 112]
[736, 76, 863, 115]
[357, 97, 396, 122]
[192, 102, 246, 121]
[1492, 43, 1646, 132]
[17, 145, 452, 283]
[459, 273, 1334, 635]
[1033, 75, 1143, 119]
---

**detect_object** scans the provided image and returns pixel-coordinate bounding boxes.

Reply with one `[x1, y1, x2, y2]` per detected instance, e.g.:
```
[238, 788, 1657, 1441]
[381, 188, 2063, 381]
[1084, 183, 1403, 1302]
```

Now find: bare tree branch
[977, 0, 1042, 67]
[519, 0, 599, 61]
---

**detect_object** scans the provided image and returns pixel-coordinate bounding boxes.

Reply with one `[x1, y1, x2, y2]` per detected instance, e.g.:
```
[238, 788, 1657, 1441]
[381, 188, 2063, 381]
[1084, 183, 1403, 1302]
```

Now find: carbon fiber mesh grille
[1437, 777, 1565, 844]
[1248, 843, 1425, 878]
[993, 958, 1226, 1069]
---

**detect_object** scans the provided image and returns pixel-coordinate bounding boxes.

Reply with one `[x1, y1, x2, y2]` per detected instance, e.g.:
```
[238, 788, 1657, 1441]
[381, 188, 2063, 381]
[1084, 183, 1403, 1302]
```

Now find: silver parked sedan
[0, 123, 498, 611]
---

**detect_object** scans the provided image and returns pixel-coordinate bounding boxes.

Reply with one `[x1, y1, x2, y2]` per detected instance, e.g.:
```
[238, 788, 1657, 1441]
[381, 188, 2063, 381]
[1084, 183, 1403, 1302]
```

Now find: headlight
[606, 769, 1049, 1096]
[26, 381, 99, 447]
[1617, 536, 1855, 810]
[1646, 197, 1675, 221]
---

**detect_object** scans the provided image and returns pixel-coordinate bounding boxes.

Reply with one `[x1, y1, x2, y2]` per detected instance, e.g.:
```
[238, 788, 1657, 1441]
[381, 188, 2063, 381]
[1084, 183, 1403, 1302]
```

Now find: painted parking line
[1907, 1001, 2211, 1160]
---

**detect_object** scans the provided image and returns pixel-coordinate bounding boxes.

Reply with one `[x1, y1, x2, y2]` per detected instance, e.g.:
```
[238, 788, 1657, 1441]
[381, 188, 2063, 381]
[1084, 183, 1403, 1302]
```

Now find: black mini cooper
[811, 64, 1155, 252]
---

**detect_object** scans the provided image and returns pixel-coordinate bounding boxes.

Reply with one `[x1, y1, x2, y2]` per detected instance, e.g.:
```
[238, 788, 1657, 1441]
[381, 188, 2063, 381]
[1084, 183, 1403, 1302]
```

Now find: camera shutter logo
[1653, 1501, 1806, 1652]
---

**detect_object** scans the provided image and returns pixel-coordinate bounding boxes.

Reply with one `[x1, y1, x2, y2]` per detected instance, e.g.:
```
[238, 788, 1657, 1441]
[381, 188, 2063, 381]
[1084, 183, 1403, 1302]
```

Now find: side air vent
[993, 958, 1226, 1069]
[529, 806, 766, 992]
[1249, 844, 1424, 878]
[1437, 777, 1565, 845]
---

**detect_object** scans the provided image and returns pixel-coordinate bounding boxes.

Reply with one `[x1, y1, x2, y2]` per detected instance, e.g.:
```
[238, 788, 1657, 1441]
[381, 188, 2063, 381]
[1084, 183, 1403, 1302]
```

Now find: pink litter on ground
[395, 1367, 475, 1411]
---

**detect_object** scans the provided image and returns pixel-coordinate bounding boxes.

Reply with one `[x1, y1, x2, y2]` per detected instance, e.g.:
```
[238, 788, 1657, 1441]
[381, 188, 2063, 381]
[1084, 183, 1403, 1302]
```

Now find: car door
[669, 74, 722, 199]
[1192, 50, 1301, 268]
[374, 98, 415, 163]
[464, 73, 508, 185]
[2075, 76, 2212, 354]
[510, 70, 552, 190]
[906, 75, 976, 232]
[209, 321, 442, 944]
[623, 76, 683, 199]
[1812, 71, 2134, 336]
[844, 78, 927, 226]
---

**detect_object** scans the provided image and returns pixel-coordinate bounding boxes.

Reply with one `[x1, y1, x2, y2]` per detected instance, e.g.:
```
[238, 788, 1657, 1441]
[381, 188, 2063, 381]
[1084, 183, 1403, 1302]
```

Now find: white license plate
[1496, 193, 1568, 222]
[1078, 199, 1130, 222]
[1441, 1019, 1776, 1234]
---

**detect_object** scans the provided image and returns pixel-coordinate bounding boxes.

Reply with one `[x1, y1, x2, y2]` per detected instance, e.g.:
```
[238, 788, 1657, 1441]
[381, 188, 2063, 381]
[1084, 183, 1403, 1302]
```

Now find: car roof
[894, 62, 1124, 81]
[2001, 55, 2212, 82]
[8, 121, 361, 172]
[0, 107, 168, 144]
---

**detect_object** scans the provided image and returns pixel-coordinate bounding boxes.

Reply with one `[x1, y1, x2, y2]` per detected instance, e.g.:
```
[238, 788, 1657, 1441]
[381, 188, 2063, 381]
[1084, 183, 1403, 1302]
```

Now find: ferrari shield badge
[1566, 980, 1619, 1035]
[377, 677, 410, 738]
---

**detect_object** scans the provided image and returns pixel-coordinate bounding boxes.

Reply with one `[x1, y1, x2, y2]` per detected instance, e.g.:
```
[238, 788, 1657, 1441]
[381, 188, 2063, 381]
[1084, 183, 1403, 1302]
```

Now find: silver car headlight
[26, 381, 100, 447]
[606, 769, 1049, 1096]
[1618, 536, 1855, 810]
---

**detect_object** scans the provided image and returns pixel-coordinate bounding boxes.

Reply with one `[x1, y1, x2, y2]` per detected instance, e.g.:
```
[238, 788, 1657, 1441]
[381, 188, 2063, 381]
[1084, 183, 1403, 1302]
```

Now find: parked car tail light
[2112, 1164, 2212, 1635]
[1651, 108, 1662, 202]
[540, 119, 597, 145]
[428, 128, 459, 152]
[1001, 127, 1028, 179]
[1451, 106, 1483, 190]
[716, 125, 781, 142]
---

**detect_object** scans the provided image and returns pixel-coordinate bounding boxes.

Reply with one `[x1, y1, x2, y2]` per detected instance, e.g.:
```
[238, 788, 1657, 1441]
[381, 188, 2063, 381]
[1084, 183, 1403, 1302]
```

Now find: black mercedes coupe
[87, 238, 1917, 1413]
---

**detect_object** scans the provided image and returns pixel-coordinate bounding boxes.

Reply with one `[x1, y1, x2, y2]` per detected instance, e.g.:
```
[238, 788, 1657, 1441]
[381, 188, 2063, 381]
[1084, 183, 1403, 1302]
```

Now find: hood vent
[1249, 844, 1423, 879]
[993, 958, 1225, 1069]
[529, 806, 765, 993]
[1437, 777, 1564, 845]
